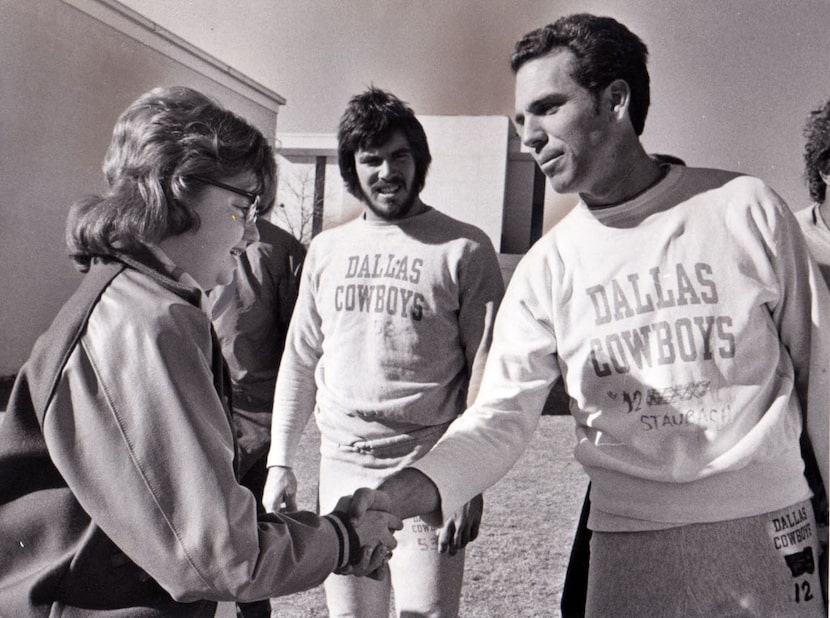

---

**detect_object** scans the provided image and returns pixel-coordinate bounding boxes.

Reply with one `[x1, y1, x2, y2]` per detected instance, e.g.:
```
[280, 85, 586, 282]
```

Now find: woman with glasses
[0, 86, 401, 616]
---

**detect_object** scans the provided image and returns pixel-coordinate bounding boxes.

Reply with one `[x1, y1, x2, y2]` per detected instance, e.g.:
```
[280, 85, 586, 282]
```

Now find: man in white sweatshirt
[262, 87, 504, 617]
[351, 13, 830, 617]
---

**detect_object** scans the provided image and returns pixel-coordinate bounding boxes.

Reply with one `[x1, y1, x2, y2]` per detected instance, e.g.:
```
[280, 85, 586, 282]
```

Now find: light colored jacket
[0, 252, 346, 615]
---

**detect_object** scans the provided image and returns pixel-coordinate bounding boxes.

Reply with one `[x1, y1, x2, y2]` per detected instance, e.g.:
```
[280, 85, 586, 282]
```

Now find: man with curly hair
[797, 95, 830, 604]
[798, 97, 830, 284]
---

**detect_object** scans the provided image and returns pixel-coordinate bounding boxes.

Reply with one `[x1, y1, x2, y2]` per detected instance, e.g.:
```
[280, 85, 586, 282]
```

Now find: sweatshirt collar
[578, 164, 685, 225]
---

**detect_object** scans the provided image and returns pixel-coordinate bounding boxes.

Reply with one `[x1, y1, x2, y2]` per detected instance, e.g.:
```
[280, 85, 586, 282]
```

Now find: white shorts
[317, 425, 465, 618]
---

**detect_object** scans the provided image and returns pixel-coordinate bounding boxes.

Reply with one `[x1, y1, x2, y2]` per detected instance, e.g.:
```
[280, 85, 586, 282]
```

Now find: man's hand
[333, 495, 403, 580]
[262, 465, 298, 513]
[348, 487, 395, 521]
[438, 493, 483, 555]
[348, 468, 442, 523]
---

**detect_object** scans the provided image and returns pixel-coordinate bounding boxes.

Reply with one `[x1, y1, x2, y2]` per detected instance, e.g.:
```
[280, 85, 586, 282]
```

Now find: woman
[0, 86, 400, 616]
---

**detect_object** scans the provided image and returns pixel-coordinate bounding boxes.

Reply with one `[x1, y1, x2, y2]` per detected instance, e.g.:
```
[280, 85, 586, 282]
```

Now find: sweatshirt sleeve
[457, 236, 505, 406]
[267, 247, 322, 468]
[43, 290, 341, 602]
[412, 249, 562, 520]
[765, 193, 830, 497]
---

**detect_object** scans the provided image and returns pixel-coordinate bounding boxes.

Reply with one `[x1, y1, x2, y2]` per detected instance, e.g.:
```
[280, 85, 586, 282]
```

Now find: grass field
[270, 415, 587, 618]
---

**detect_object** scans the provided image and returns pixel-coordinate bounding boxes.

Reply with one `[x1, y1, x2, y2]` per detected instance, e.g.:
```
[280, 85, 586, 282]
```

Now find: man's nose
[378, 159, 395, 178]
[522, 116, 548, 152]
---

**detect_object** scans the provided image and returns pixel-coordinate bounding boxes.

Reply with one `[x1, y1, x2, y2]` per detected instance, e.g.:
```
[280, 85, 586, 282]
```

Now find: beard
[362, 182, 420, 221]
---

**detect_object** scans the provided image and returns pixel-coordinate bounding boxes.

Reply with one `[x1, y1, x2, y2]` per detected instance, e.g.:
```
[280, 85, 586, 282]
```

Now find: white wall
[0, 0, 284, 376]
[277, 116, 509, 251]
[418, 116, 508, 250]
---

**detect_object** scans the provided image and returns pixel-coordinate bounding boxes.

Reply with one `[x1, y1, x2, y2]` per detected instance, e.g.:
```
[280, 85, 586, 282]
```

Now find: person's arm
[263, 250, 321, 512]
[766, 194, 830, 497]
[350, 468, 443, 523]
[43, 291, 392, 602]
[438, 237, 503, 552]
[804, 272, 830, 499]
[368, 250, 559, 526]
[457, 236, 505, 407]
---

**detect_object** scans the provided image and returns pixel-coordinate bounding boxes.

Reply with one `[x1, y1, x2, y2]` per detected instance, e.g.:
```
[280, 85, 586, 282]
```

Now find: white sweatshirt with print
[267, 207, 503, 468]
[414, 165, 830, 531]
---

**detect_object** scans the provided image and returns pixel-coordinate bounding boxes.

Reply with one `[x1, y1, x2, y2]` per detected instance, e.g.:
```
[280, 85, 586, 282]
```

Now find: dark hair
[803, 98, 830, 203]
[67, 86, 276, 271]
[510, 13, 650, 136]
[337, 87, 431, 199]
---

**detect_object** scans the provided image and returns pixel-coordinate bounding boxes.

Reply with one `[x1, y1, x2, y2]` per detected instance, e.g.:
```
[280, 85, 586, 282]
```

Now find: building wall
[418, 116, 509, 250]
[0, 0, 285, 376]
[502, 153, 537, 254]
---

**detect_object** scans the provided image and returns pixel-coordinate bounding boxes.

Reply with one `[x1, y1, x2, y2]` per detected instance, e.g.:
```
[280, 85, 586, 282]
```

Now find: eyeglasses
[191, 175, 262, 223]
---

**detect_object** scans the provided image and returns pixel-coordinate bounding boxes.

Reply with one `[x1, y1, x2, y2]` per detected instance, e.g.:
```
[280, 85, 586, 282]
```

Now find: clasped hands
[263, 467, 402, 579]
[332, 489, 402, 580]
[263, 467, 483, 579]
[332, 487, 484, 577]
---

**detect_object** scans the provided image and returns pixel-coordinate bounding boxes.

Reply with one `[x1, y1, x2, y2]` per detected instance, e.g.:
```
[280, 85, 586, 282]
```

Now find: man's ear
[605, 79, 631, 122]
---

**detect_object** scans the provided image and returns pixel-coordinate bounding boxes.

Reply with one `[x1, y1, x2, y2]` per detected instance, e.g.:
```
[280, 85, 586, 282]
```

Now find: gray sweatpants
[586, 499, 825, 617]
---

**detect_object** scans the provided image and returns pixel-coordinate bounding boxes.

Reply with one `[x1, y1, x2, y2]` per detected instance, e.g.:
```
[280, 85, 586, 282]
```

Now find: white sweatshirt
[267, 207, 503, 467]
[414, 166, 830, 531]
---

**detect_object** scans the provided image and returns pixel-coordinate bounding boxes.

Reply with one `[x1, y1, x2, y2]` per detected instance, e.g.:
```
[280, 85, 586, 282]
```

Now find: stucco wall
[0, 0, 284, 375]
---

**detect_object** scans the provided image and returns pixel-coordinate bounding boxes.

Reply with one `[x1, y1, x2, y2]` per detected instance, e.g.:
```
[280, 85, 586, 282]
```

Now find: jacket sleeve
[267, 245, 322, 468]
[42, 289, 341, 603]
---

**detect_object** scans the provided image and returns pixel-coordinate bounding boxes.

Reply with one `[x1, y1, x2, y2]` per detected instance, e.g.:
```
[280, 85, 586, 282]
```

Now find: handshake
[264, 466, 404, 580]
[329, 488, 403, 580]
[264, 466, 482, 580]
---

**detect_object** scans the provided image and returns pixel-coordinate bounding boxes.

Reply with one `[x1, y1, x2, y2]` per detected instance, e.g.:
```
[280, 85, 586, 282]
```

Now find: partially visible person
[351, 14, 829, 617]
[212, 218, 305, 484]
[210, 217, 305, 618]
[799, 97, 830, 283]
[263, 87, 504, 617]
[0, 86, 401, 616]
[798, 95, 830, 603]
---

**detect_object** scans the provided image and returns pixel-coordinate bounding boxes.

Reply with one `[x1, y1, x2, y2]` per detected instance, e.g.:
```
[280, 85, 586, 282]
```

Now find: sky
[115, 0, 830, 209]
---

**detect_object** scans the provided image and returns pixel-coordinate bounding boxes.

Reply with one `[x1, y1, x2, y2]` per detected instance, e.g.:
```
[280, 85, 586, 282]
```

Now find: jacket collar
[108, 246, 204, 307]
